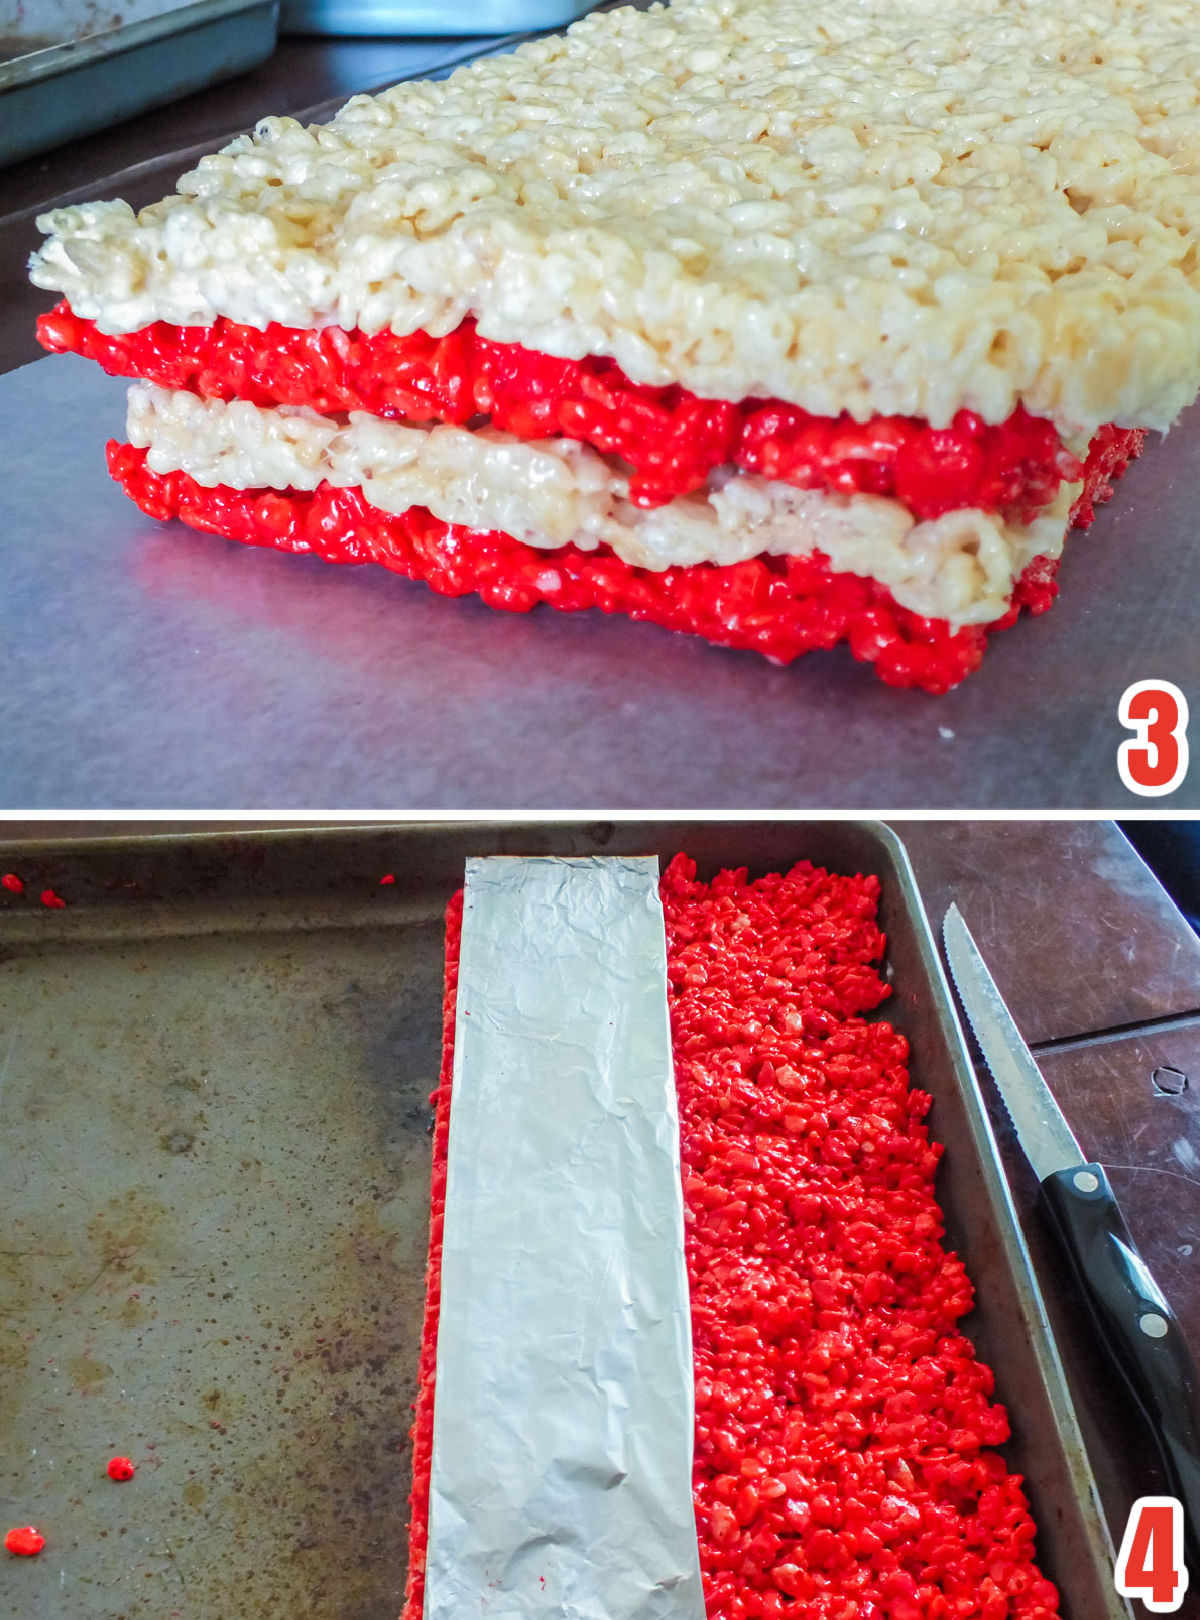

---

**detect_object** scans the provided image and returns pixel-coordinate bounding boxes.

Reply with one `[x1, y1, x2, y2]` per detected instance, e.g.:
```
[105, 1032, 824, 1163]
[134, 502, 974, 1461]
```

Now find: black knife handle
[1041, 1163, 1200, 1560]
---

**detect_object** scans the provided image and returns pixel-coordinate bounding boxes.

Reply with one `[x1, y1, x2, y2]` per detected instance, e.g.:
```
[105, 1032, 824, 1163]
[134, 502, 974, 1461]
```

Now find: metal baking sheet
[0, 0, 278, 168]
[1, 0, 176, 62]
[3, 356, 1198, 809]
[0, 820, 1126, 1620]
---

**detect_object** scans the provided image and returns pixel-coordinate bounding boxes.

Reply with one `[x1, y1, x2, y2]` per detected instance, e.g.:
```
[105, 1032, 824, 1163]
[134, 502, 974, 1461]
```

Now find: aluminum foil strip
[424, 854, 706, 1620]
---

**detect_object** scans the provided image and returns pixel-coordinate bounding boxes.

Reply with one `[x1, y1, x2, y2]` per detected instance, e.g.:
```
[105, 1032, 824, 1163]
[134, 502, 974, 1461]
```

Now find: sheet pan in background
[0, 0, 278, 168]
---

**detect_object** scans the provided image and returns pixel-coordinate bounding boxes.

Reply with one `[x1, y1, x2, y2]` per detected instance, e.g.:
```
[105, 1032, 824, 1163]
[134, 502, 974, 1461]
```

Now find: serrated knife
[943, 902, 1200, 1552]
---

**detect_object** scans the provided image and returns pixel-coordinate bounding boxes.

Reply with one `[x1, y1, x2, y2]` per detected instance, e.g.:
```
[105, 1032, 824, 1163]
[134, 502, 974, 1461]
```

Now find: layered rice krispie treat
[31, 0, 1199, 690]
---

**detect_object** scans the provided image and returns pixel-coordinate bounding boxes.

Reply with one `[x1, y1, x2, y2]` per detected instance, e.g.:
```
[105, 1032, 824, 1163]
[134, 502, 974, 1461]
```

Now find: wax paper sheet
[425, 855, 705, 1620]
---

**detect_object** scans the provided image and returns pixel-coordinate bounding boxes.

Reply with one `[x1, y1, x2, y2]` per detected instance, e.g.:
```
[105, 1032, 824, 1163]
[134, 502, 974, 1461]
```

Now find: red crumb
[402, 860, 1061, 1620]
[380, 874, 396, 886]
[4, 1527, 45, 1557]
[107, 1456, 136, 1481]
[39, 303, 1080, 521]
[105, 425, 1143, 693]
[39, 890, 67, 910]
[1, 874, 23, 894]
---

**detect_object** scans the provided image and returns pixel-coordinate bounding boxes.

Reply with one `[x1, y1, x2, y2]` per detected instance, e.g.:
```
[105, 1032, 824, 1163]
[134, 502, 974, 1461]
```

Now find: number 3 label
[1115, 1496, 1189, 1612]
[1118, 682, 1190, 797]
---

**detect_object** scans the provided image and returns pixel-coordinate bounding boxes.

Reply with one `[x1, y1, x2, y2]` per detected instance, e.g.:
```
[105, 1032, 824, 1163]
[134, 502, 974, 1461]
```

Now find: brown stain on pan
[0, 924, 440, 1618]
[63, 1352, 114, 1390]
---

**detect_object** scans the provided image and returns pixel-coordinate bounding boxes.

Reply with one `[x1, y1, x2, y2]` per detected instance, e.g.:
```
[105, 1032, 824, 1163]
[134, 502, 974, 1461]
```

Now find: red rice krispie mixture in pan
[405, 858, 1059, 1620]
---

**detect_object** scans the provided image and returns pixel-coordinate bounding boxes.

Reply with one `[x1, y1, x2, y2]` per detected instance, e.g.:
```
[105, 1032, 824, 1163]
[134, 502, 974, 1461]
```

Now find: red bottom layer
[107, 425, 1145, 694]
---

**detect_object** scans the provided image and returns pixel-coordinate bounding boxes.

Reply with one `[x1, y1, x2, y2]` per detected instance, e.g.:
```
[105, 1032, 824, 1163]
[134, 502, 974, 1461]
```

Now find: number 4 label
[1115, 1496, 1189, 1612]
[1118, 682, 1190, 797]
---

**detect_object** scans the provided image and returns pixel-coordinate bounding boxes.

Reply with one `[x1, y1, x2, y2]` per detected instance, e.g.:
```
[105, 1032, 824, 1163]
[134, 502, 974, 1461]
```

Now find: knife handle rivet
[1151, 1066, 1189, 1095]
[1138, 1312, 1170, 1339]
[1072, 1170, 1100, 1193]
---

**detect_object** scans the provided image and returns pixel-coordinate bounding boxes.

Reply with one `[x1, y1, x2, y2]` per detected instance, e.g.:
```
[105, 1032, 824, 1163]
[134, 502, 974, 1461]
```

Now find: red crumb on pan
[4, 1527, 45, 1557]
[380, 875, 396, 886]
[403, 858, 1061, 1620]
[39, 304, 1081, 522]
[1, 874, 23, 894]
[106, 1456, 136, 1481]
[39, 891, 67, 910]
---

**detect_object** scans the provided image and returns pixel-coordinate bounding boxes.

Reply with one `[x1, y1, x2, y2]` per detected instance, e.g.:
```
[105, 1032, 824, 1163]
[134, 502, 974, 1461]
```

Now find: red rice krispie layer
[30, 0, 1194, 689]
[41, 306, 1083, 522]
[39, 305, 1147, 690]
[404, 858, 1060, 1620]
[106, 429, 1141, 695]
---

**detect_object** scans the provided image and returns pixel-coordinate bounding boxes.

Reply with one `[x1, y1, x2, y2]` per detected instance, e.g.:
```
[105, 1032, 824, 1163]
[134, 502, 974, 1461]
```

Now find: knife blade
[943, 902, 1200, 1559]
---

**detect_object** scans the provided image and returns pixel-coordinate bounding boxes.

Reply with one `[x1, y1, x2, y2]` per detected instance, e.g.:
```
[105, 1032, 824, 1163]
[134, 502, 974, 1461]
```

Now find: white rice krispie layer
[32, 0, 1200, 434]
[126, 382, 1077, 628]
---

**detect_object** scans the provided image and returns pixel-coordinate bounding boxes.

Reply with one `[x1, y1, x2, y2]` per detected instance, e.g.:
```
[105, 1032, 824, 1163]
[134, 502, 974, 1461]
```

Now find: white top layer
[33, 0, 1200, 432]
[126, 382, 1077, 626]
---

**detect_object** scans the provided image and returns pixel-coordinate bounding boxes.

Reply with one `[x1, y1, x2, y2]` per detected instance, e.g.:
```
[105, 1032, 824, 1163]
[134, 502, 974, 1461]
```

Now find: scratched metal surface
[0, 903, 446, 1618]
[0, 822, 1133, 1618]
[1022, 1023, 1200, 1577]
[1038, 1025, 1200, 1351]
[896, 820, 1200, 1046]
[3, 355, 1200, 809]
[0, 0, 197, 45]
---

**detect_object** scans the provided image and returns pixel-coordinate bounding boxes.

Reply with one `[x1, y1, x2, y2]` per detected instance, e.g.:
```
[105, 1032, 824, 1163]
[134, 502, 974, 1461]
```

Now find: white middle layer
[127, 383, 1079, 628]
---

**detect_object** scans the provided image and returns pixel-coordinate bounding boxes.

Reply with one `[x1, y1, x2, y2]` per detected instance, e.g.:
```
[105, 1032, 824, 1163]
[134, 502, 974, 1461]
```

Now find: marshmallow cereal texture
[32, 0, 1200, 435]
[126, 382, 1074, 626]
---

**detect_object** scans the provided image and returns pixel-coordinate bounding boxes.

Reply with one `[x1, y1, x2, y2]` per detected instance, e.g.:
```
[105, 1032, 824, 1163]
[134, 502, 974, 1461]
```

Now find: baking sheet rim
[0, 0, 274, 92]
